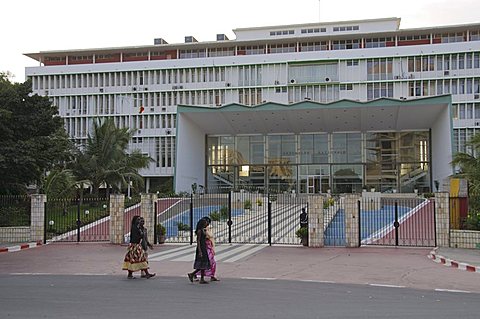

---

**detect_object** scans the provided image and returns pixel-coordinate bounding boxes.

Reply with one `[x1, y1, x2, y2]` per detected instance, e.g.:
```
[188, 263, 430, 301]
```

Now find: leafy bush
[295, 227, 308, 239]
[256, 198, 263, 206]
[323, 198, 335, 209]
[462, 211, 480, 230]
[176, 222, 190, 232]
[156, 223, 166, 235]
[210, 206, 229, 221]
[244, 199, 252, 210]
[209, 211, 221, 221]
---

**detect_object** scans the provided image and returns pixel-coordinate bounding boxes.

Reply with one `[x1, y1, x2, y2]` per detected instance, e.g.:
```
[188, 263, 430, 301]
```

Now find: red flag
[139, 106, 145, 114]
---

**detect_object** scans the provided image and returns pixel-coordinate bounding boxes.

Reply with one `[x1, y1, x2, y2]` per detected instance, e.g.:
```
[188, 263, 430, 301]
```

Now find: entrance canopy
[174, 96, 453, 192]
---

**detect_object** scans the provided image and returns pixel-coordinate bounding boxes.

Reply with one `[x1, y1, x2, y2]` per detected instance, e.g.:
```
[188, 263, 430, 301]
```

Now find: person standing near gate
[122, 215, 155, 279]
[300, 207, 308, 229]
[187, 218, 210, 284]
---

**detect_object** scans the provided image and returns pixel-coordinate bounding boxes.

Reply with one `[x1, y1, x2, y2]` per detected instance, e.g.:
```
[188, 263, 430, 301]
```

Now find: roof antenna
[318, 0, 321, 22]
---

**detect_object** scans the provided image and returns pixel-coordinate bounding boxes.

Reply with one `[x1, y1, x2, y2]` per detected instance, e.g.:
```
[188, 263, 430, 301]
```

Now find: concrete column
[110, 194, 125, 244]
[30, 194, 46, 243]
[344, 194, 361, 248]
[434, 192, 450, 247]
[141, 193, 157, 244]
[308, 195, 324, 248]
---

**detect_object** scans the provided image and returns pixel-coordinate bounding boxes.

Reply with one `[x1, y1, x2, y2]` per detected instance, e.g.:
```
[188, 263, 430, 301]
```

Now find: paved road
[0, 275, 478, 319]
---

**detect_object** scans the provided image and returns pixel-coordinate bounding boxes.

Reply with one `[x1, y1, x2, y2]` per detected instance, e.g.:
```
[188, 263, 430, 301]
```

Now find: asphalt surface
[0, 275, 479, 319]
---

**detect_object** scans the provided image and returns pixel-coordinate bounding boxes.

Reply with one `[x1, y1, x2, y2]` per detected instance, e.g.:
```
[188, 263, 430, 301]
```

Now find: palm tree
[74, 118, 151, 197]
[451, 133, 480, 207]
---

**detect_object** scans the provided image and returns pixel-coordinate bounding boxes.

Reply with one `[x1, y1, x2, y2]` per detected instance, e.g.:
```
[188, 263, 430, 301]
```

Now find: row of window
[408, 78, 480, 97]
[42, 29, 480, 66]
[408, 53, 480, 72]
[33, 53, 480, 91]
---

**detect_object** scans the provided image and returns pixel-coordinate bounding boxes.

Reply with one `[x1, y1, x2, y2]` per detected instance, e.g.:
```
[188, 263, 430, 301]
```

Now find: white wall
[174, 114, 205, 192]
[431, 104, 454, 186]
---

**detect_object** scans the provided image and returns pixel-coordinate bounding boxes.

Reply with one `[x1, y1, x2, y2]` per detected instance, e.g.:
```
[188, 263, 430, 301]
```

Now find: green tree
[0, 74, 72, 194]
[75, 118, 151, 197]
[451, 133, 480, 210]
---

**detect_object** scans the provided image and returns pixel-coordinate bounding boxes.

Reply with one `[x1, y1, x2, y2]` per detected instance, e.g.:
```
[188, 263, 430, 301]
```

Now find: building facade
[24, 17, 479, 192]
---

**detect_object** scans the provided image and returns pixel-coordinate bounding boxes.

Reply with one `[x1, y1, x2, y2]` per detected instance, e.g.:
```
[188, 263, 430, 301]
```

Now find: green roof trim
[177, 95, 452, 113]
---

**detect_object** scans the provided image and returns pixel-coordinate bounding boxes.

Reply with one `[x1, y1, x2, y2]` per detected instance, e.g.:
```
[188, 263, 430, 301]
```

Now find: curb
[428, 248, 480, 273]
[0, 241, 43, 253]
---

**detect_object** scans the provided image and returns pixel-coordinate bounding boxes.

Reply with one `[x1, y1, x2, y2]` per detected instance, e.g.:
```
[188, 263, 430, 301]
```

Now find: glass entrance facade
[207, 131, 431, 193]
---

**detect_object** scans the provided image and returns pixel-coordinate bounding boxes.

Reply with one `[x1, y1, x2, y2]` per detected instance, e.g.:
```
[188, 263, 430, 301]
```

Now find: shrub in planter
[256, 198, 263, 207]
[176, 222, 190, 232]
[244, 199, 252, 210]
[156, 223, 166, 244]
[295, 227, 308, 246]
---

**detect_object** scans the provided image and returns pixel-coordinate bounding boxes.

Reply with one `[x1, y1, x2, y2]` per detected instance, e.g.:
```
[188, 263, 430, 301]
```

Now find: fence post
[434, 192, 450, 247]
[190, 193, 193, 245]
[268, 201, 272, 246]
[31, 194, 46, 244]
[344, 194, 361, 248]
[357, 200, 362, 247]
[394, 201, 399, 246]
[307, 195, 324, 248]
[141, 193, 157, 245]
[76, 199, 81, 242]
[109, 194, 125, 244]
[228, 191, 232, 244]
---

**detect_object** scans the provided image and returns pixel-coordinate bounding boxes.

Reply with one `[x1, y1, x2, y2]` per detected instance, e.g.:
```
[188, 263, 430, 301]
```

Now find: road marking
[241, 277, 276, 280]
[171, 244, 233, 262]
[214, 244, 261, 262]
[369, 284, 406, 288]
[148, 245, 193, 259]
[434, 289, 471, 294]
[222, 244, 267, 263]
[301, 280, 336, 284]
[10, 273, 54, 275]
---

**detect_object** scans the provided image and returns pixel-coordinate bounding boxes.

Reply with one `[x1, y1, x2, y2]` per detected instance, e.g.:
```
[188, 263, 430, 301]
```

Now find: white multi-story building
[24, 17, 480, 192]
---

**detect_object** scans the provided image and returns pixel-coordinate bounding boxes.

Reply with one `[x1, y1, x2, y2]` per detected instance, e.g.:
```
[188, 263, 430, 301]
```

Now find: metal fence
[45, 197, 110, 242]
[359, 197, 436, 247]
[155, 189, 307, 246]
[0, 195, 31, 227]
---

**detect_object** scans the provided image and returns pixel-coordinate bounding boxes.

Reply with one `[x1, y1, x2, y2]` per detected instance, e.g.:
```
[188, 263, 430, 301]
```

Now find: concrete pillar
[30, 194, 46, 243]
[434, 192, 450, 247]
[141, 193, 157, 244]
[308, 195, 324, 248]
[344, 194, 361, 248]
[110, 194, 125, 244]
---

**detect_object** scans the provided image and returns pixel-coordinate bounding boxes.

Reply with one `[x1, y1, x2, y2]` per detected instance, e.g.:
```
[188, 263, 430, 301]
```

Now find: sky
[2, 0, 480, 83]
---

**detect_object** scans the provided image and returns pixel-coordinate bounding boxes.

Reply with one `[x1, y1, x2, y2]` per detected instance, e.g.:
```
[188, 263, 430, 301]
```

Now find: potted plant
[256, 198, 263, 207]
[155, 223, 166, 244]
[295, 227, 308, 246]
[244, 199, 252, 210]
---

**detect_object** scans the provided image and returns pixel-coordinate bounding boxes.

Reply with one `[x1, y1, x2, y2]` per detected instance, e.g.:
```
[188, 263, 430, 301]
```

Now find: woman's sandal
[145, 273, 156, 279]
[127, 276, 136, 279]
[210, 277, 220, 282]
[187, 273, 194, 282]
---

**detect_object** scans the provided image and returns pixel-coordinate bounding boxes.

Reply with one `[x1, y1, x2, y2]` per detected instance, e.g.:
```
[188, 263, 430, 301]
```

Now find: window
[300, 42, 328, 52]
[340, 84, 353, 90]
[270, 30, 295, 36]
[365, 37, 393, 48]
[367, 83, 393, 100]
[269, 43, 296, 54]
[367, 58, 393, 80]
[346, 60, 359, 66]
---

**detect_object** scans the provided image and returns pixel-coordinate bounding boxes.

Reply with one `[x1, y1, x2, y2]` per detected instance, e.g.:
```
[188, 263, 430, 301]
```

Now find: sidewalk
[0, 241, 43, 253]
[429, 247, 480, 273]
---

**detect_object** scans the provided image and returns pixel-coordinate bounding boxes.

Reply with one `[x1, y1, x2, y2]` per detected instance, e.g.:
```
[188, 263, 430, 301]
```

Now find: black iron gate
[359, 197, 436, 247]
[44, 197, 110, 243]
[156, 189, 307, 245]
